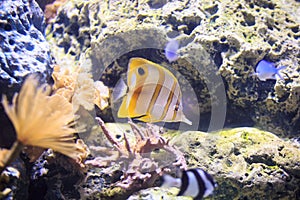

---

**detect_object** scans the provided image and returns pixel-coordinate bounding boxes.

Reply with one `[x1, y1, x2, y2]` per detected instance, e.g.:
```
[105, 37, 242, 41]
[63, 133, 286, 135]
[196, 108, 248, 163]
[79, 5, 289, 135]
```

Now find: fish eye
[138, 67, 145, 76]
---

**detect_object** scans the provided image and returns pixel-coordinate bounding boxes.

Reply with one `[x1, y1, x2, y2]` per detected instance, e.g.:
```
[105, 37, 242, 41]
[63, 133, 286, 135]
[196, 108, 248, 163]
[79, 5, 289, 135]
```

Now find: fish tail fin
[161, 174, 181, 188]
[275, 66, 287, 80]
[277, 65, 287, 71]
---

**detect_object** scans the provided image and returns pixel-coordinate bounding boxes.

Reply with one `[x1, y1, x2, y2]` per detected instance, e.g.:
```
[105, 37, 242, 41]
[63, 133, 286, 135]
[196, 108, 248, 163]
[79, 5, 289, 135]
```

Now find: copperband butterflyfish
[115, 57, 192, 125]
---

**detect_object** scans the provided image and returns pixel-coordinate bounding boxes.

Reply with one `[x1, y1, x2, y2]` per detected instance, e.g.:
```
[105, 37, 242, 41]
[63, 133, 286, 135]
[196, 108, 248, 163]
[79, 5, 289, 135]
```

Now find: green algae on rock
[168, 127, 300, 199]
[78, 125, 300, 199]
[46, 0, 300, 137]
[128, 187, 191, 200]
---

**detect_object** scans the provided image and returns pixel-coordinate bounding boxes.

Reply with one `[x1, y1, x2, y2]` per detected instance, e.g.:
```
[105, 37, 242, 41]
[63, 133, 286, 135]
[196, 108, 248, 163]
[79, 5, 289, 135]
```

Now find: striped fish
[162, 168, 217, 200]
[117, 57, 192, 125]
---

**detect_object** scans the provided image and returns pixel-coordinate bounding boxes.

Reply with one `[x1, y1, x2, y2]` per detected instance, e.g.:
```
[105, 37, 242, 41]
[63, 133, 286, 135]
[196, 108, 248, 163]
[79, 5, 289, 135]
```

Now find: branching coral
[0, 74, 88, 174]
[86, 117, 187, 192]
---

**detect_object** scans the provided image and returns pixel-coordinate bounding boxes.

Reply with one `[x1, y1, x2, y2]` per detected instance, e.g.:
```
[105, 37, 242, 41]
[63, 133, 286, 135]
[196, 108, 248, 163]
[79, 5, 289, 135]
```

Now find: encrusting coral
[44, 0, 68, 23]
[0, 74, 88, 174]
[52, 64, 109, 112]
[86, 117, 187, 197]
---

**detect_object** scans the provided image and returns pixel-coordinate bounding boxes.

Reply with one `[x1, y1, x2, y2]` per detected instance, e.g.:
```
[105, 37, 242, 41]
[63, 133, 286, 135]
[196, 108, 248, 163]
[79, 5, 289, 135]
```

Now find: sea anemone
[0, 74, 86, 174]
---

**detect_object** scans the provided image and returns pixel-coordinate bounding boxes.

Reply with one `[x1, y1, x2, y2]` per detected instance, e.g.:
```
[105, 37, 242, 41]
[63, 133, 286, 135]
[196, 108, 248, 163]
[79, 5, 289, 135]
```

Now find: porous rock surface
[0, 0, 54, 147]
[47, 0, 300, 137]
[76, 123, 300, 199]
[130, 127, 300, 199]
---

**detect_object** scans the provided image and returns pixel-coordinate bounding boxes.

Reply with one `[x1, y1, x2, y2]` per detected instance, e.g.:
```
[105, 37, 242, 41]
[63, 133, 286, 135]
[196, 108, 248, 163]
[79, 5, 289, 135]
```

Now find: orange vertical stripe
[147, 67, 165, 116]
[160, 82, 177, 120]
[128, 85, 143, 117]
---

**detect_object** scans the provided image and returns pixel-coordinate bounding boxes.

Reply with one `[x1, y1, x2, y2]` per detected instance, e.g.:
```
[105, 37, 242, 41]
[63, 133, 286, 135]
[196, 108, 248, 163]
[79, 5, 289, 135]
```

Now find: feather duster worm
[0, 74, 86, 174]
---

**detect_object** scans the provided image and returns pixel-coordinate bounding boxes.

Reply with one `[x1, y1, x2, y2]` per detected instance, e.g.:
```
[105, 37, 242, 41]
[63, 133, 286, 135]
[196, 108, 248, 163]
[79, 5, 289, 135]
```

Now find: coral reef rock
[130, 127, 300, 199]
[47, 0, 300, 137]
[84, 119, 187, 199]
[128, 187, 191, 200]
[0, 0, 54, 147]
[0, 166, 28, 200]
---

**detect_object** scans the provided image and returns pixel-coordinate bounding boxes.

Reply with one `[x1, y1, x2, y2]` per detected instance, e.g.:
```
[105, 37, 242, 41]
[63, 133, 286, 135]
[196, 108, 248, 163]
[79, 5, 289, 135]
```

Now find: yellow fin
[134, 114, 152, 122]
[117, 95, 130, 118]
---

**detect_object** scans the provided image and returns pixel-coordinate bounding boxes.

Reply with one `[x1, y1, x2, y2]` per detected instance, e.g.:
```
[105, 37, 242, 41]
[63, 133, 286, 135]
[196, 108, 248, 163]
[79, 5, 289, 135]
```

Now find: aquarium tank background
[0, 0, 300, 199]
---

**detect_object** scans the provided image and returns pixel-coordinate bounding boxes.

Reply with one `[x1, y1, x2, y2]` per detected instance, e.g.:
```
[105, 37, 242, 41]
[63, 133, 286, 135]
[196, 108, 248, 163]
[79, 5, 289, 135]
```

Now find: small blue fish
[255, 60, 286, 81]
[165, 39, 179, 62]
[162, 168, 217, 200]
